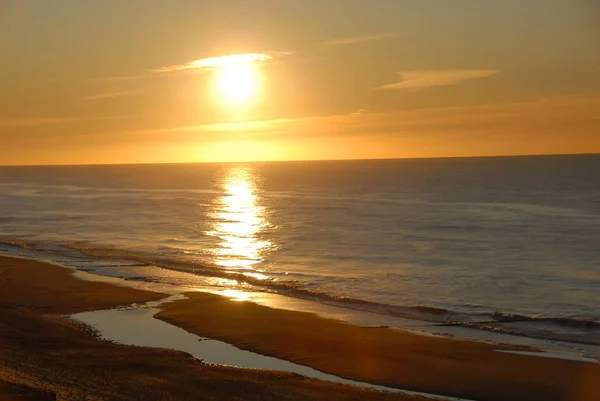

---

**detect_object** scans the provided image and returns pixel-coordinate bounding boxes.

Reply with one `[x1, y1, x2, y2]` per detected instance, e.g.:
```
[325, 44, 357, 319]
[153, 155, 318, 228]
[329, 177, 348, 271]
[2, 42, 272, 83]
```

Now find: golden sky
[1, 0, 599, 165]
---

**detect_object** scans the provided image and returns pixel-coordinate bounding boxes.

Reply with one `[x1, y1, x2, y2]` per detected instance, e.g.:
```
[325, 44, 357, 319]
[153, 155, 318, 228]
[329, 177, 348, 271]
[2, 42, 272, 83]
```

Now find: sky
[1, 0, 599, 165]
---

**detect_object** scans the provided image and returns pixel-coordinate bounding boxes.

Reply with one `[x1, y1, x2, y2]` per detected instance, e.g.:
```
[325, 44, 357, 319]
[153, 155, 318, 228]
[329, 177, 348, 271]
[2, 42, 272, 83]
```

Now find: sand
[2, 255, 599, 401]
[0, 256, 418, 400]
[156, 292, 600, 401]
[0, 379, 55, 401]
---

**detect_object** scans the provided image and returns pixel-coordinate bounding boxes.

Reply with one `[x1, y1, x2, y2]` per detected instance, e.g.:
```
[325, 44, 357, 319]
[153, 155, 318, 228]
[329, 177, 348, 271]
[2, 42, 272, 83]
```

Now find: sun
[216, 63, 257, 103]
[212, 61, 261, 109]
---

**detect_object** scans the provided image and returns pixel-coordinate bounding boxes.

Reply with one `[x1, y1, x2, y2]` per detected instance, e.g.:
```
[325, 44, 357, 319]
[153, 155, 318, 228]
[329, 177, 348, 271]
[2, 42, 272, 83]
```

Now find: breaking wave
[2, 238, 599, 347]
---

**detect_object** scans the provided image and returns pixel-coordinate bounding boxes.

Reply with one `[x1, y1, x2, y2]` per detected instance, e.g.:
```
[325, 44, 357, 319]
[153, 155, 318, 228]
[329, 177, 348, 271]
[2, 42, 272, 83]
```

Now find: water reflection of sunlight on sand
[219, 289, 253, 302]
[206, 167, 273, 281]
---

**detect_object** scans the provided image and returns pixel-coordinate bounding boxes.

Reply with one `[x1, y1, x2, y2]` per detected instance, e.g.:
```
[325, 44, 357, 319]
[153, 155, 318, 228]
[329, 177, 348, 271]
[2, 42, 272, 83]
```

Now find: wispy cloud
[0, 117, 76, 128]
[82, 95, 600, 163]
[152, 52, 287, 73]
[239, 96, 600, 145]
[1, 114, 140, 129]
[326, 33, 398, 46]
[84, 89, 142, 101]
[379, 70, 499, 90]
[93, 74, 148, 83]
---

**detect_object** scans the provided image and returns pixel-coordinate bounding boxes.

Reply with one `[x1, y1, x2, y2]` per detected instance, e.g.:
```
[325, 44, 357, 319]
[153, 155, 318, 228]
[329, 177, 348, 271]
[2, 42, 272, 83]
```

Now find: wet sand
[156, 292, 600, 401]
[0, 256, 418, 401]
[0, 380, 56, 401]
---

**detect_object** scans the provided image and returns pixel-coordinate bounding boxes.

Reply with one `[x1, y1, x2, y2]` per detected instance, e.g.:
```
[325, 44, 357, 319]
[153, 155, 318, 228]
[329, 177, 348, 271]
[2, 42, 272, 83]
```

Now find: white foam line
[495, 350, 599, 364]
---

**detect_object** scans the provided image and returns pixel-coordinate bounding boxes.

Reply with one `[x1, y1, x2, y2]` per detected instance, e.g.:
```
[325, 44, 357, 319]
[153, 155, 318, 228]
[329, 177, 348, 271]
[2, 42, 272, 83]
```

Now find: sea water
[1, 154, 599, 346]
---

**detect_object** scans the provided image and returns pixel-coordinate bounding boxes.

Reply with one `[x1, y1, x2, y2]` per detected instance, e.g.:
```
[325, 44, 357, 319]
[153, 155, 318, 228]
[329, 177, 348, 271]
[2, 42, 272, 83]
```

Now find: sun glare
[216, 63, 257, 104]
[211, 56, 263, 110]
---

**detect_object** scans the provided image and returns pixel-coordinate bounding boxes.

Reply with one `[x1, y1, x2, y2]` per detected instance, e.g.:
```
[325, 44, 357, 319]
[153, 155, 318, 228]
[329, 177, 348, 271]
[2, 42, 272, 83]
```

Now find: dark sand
[0, 380, 56, 401]
[156, 292, 600, 401]
[0, 256, 419, 401]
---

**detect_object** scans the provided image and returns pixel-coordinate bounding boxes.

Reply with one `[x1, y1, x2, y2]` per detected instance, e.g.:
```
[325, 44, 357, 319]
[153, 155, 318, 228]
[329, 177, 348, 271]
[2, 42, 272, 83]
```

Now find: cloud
[71, 95, 599, 164]
[342, 96, 600, 137]
[0, 117, 76, 128]
[152, 52, 286, 73]
[93, 75, 148, 83]
[326, 33, 398, 46]
[206, 96, 600, 141]
[379, 70, 499, 90]
[1, 114, 140, 131]
[111, 117, 303, 142]
[84, 89, 142, 101]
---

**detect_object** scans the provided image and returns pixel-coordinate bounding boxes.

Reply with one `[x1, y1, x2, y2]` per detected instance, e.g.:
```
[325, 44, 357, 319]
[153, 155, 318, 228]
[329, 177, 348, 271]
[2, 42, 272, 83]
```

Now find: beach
[0, 256, 418, 401]
[3, 0, 600, 398]
[1, 255, 599, 401]
[156, 293, 600, 401]
[3, 0, 600, 395]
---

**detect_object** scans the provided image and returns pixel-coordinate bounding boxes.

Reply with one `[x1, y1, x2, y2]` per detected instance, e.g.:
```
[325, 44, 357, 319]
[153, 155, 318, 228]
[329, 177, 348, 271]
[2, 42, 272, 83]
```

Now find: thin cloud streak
[379, 70, 499, 90]
[93, 75, 148, 83]
[326, 33, 398, 46]
[114, 117, 304, 140]
[83, 96, 600, 161]
[0, 117, 76, 128]
[152, 52, 287, 73]
[84, 89, 142, 101]
[218, 96, 600, 141]
[1, 114, 142, 130]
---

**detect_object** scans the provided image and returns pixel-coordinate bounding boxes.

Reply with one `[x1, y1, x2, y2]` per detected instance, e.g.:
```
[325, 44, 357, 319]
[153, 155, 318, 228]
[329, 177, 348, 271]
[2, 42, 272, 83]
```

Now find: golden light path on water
[206, 167, 273, 282]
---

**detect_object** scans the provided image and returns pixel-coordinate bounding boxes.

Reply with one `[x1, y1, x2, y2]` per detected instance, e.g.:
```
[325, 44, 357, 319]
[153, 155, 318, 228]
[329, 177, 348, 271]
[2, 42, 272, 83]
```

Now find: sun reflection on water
[206, 167, 273, 277]
[219, 289, 254, 302]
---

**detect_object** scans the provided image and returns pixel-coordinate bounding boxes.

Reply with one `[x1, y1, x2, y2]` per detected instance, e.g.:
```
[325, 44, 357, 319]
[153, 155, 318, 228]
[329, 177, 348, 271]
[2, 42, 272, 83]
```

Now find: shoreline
[155, 292, 600, 401]
[0, 255, 416, 400]
[3, 243, 600, 360]
[70, 298, 448, 399]
[3, 241, 599, 359]
[2, 255, 599, 400]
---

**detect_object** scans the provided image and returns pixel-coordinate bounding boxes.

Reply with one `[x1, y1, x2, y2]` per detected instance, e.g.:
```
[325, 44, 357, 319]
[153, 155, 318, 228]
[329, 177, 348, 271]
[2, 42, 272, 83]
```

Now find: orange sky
[1, 0, 599, 165]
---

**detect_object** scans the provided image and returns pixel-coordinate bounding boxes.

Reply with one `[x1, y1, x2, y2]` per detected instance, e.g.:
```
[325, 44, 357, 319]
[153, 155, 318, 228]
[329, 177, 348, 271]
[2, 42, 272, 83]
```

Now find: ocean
[1, 154, 599, 348]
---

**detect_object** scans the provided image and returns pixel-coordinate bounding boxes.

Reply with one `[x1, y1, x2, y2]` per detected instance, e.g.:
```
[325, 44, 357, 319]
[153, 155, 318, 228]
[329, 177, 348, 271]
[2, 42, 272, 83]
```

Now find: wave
[0, 239, 465, 323]
[57, 241, 479, 323]
[427, 224, 486, 231]
[2, 239, 600, 347]
[444, 320, 600, 346]
[491, 312, 600, 328]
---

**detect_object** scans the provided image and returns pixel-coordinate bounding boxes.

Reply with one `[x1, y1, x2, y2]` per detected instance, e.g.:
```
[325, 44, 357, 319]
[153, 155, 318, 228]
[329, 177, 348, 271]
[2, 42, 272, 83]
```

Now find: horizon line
[1, 151, 599, 168]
